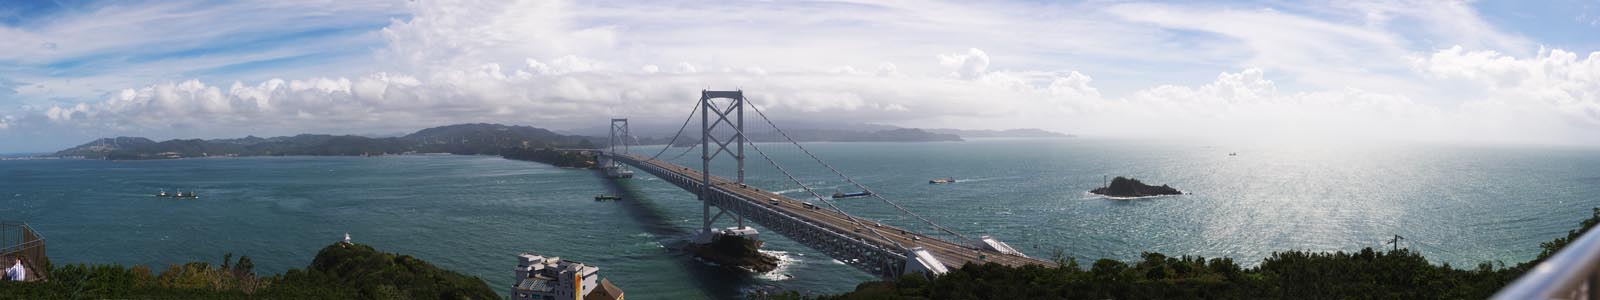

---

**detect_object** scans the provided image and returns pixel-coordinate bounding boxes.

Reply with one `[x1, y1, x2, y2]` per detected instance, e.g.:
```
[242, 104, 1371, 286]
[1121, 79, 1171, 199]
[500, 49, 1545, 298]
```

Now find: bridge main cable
[706, 103, 907, 251]
[649, 100, 702, 160]
[745, 99, 975, 245]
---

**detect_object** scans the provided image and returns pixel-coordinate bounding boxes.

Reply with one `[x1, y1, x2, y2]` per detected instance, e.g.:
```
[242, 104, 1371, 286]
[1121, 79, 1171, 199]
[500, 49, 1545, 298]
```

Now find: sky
[1, 0, 1599, 153]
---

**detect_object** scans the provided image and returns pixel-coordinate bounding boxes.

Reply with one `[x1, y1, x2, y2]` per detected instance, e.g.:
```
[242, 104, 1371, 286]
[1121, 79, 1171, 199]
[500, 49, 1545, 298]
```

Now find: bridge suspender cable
[638, 95, 969, 249]
[665, 143, 699, 161]
[745, 99, 976, 245]
[649, 101, 702, 160]
[721, 120, 907, 250]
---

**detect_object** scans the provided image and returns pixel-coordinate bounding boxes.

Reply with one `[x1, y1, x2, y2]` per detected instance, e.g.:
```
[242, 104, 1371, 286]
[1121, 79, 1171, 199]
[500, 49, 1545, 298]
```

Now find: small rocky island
[684, 234, 780, 272]
[1090, 176, 1183, 198]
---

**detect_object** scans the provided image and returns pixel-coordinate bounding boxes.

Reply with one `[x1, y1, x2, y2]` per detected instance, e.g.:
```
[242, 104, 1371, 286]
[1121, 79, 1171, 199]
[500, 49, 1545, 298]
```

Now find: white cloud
[1335, 0, 1530, 53]
[1412, 46, 1600, 130]
[829, 66, 866, 75]
[377, 0, 620, 73]
[0, 1, 403, 102]
[7, 0, 1600, 150]
[875, 62, 900, 77]
[939, 48, 991, 80]
[672, 62, 698, 74]
[1047, 71, 1099, 100]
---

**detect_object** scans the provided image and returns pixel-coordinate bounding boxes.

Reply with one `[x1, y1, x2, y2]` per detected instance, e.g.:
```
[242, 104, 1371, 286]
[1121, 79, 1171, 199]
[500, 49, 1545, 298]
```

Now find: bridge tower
[694, 90, 755, 243]
[603, 118, 633, 179]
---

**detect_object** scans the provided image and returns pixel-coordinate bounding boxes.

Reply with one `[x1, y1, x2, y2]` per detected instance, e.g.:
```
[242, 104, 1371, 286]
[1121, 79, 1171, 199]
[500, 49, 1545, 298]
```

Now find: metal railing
[1494, 226, 1600, 300]
[0, 221, 48, 281]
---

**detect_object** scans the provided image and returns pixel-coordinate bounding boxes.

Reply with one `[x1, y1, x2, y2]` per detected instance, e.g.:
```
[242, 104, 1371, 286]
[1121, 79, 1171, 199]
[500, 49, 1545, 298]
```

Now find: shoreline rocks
[684, 234, 779, 273]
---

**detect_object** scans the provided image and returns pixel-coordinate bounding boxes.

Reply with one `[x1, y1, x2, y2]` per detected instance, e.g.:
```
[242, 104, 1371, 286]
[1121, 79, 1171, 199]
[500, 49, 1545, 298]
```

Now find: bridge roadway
[606, 152, 1055, 274]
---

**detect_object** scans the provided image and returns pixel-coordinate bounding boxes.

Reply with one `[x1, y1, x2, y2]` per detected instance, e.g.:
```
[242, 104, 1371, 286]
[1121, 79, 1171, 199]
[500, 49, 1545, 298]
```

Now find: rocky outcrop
[684, 235, 779, 273]
[1090, 176, 1182, 198]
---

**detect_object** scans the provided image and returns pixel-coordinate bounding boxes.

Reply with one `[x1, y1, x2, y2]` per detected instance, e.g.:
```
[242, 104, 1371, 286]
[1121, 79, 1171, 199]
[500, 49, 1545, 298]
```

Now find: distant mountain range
[565, 120, 1069, 141]
[923, 128, 1073, 138]
[53, 123, 1069, 160]
[54, 123, 594, 160]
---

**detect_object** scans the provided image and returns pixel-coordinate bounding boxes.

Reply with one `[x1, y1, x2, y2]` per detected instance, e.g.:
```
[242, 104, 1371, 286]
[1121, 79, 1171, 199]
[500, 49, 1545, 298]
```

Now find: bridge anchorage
[600, 89, 1052, 278]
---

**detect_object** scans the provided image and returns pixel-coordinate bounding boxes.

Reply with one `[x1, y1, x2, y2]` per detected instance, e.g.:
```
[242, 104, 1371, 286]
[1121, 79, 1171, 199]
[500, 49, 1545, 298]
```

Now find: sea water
[4, 138, 1600, 299]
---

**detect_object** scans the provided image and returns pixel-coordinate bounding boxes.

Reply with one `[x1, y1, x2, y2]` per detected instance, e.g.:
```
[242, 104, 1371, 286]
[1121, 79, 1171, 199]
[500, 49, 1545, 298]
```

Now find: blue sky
[1, 0, 1599, 153]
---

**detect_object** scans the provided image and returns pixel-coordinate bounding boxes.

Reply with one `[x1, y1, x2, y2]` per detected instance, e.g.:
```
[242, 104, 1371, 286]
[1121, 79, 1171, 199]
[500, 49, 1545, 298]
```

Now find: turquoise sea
[4, 138, 1600, 299]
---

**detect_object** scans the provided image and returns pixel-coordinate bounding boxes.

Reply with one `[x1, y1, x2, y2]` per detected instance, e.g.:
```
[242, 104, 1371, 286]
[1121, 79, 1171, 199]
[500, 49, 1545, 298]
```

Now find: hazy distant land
[51, 123, 1069, 160]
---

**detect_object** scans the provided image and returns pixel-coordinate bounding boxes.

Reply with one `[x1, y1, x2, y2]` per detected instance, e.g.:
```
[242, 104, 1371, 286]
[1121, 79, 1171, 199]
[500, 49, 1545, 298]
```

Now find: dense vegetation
[500, 147, 597, 168]
[757, 208, 1600, 300]
[0, 242, 496, 300]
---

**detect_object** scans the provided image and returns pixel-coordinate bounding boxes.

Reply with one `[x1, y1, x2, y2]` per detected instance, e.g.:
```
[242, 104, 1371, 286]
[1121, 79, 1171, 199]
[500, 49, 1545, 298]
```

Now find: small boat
[929, 177, 955, 184]
[173, 190, 198, 199]
[1228, 152, 1237, 156]
[832, 190, 872, 199]
[594, 194, 623, 201]
[156, 190, 170, 197]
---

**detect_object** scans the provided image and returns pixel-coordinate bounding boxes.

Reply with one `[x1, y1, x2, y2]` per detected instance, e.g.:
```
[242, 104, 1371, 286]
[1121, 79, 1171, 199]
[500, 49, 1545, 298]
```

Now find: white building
[513, 253, 623, 300]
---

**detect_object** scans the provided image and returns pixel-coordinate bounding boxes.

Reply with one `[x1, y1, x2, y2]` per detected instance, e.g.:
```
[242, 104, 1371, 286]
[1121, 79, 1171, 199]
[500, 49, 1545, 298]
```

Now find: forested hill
[53, 123, 598, 160]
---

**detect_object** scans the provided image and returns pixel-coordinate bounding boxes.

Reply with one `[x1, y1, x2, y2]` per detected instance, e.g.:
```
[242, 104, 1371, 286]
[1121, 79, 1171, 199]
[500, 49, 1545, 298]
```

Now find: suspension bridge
[595, 90, 1054, 278]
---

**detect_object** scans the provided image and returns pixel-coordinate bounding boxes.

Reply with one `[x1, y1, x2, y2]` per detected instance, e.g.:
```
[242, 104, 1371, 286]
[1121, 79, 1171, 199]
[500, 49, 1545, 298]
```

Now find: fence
[1493, 225, 1600, 300]
[0, 221, 47, 281]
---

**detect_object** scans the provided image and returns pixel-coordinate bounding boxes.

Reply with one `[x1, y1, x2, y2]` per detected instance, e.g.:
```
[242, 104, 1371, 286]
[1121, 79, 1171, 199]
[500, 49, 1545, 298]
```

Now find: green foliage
[0, 243, 495, 300]
[501, 147, 596, 168]
[286, 242, 498, 300]
[761, 208, 1600, 300]
[1535, 208, 1600, 263]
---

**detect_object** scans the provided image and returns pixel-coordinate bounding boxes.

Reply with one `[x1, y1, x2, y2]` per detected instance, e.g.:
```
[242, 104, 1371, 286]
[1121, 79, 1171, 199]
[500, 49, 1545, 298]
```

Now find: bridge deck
[610, 153, 1054, 272]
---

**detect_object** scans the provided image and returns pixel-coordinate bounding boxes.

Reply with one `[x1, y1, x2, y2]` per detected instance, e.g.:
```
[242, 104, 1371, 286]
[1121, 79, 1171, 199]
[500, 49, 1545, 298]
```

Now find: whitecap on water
[691, 256, 722, 267]
[1084, 190, 1186, 201]
[771, 187, 806, 195]
[755, 249, 799, 281]
[952, 176, 1012, 183]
